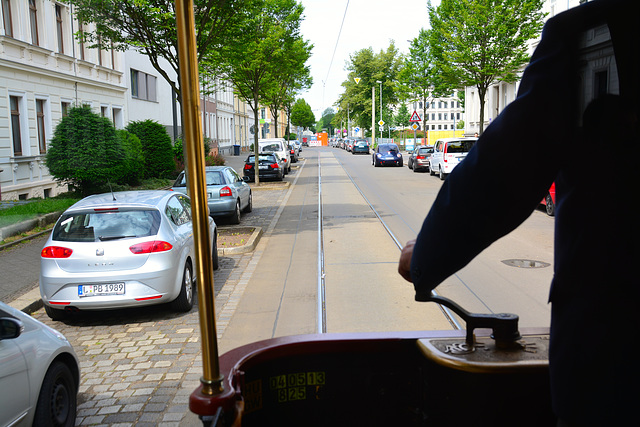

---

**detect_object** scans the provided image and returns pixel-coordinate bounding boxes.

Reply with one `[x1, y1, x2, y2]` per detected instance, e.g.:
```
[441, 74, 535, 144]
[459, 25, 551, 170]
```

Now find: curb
[218, 226, 263, 255]
[0, 211, 60, 250]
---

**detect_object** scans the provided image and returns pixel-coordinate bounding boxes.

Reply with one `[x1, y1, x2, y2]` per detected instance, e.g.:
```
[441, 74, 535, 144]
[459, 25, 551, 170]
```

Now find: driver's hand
[398, 239, 416, 283]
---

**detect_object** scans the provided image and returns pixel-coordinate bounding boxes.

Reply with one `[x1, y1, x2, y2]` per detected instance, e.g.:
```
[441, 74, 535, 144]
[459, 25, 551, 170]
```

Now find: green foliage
[116, 130, 144, 185]
[335, 43, 403, 132]
[126, 120, 176, 179]
[291, 98, 315, 129]
[427, 0, 545, 132]
[0, 196, 80, 228]
[205, 153, 226, 166]
[46, 106, 127, 196]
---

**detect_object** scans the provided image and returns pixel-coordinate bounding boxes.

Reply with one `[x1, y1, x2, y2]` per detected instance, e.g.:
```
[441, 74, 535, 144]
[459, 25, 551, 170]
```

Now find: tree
[397, 29, 433, 138]
[316, 108, 335, 135]
[69, 0, 249, 101]
[394, 103, 410, 128]
[335, 44, 403, 133]
[46, 106, 126, 196]
[262, 37, 313, 138]
[126, 120, 176, 179]
[290, 98, 316, 130]
[427, 0, 545, 133]
[216, 0, 307, 185]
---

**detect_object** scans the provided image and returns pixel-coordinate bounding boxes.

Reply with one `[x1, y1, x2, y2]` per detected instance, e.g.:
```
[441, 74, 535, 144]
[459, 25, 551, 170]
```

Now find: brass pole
[175, 0, 223, 396]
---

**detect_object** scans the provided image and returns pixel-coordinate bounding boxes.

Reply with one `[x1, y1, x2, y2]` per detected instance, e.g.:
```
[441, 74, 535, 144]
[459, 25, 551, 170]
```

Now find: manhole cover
[502, 259, 550, 268]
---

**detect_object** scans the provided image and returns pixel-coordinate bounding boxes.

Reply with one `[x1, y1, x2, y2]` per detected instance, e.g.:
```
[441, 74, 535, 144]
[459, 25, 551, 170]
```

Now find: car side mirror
[0, 317, 24, 340]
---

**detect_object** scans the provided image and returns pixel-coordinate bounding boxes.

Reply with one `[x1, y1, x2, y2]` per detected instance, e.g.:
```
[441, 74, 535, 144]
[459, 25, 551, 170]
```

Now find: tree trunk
[478, 85, 487, 135]
[252, 94, 260, 186]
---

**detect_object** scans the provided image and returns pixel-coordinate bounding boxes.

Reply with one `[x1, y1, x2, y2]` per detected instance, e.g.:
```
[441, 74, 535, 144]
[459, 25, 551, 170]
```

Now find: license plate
[259, 165, 269, 170]
[78, 283, 125, 297]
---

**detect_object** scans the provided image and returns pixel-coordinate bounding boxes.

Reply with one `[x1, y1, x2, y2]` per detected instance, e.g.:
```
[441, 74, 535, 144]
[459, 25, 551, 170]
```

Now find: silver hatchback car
[39, 190, 218, 320]
[172, 166, 252, 224]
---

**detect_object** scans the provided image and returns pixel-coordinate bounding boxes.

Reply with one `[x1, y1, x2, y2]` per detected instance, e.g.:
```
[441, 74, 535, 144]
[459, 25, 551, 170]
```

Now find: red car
[540, 183, 556, 216]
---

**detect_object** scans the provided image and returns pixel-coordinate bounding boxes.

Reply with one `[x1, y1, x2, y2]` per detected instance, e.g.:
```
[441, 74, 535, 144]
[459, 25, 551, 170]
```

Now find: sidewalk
[3, 152, 301, 426]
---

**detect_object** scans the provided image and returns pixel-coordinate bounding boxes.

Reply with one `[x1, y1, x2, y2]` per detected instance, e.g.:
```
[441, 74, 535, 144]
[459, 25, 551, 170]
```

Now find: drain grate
[502, 259, 550, 268]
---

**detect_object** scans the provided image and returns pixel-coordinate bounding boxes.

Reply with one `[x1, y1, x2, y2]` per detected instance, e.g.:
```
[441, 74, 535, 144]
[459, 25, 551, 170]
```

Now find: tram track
[317, 150, 462, 332]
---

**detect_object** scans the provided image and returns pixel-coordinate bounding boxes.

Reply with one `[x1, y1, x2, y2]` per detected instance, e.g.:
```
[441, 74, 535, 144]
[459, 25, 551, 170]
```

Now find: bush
[173, 137, 213, 164]
[126, 120, 175, 179]
[46, 106, 126, 196]
[205, 153, 225, 166]
[116, 130, 144, 185]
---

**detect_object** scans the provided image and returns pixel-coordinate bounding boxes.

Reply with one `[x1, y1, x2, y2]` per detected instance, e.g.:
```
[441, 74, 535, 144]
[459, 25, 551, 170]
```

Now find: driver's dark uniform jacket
[409, 0, 639, 425]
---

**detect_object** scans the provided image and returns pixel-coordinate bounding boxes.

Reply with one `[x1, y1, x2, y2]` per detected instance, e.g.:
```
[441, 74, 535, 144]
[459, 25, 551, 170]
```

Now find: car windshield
[446, 140, 476, 153]
[418, 147, 433, 154]
[53, 209, 161, 242]
[356, 140, 367, 145]
[247, 155, 276, 163]
[379, 145, 399, 154]
[174, 171, 224, 186]
[261, 143, 281, 152]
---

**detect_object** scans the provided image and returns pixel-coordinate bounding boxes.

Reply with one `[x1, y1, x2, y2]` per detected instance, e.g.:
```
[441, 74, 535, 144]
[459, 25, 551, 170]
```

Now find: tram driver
[398, 0, 639, 425]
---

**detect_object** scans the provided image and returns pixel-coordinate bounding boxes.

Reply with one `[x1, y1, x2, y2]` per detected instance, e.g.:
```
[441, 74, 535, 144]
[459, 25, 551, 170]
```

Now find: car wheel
[439, 167, 446, 180]
[33, 361, 77, 427]
[229, 200, 241, 224]
[413, 165, 419, 173]
[430, 166, 435, 176]
[545, 194, 555, 216]
[212, 233, 219, 270]
[398, 160, 403, 167]
[44, 304, 68, 321]
[243, 192, 253, 213]
[172, 261, 194, 312]
[408, 161, 413, 170]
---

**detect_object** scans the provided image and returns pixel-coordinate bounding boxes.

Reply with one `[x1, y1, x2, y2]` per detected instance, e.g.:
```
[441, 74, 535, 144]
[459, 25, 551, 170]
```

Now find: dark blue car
[372, 143, 403, 167]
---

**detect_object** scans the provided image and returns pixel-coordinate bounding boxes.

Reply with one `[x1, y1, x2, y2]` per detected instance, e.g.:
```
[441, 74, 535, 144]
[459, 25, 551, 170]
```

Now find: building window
[61, 101, 71, 117]
[55, 4, 64, 53]
[101, 105, 109, 117]
[36, 99, 47, 153]
[78, 22, 85, 60]
[2, 0, 13, 37]
[594, 70, 608, 97]
[10, 95, 22, 156]
[29, 0, 39, 46]
[130, 69, 157, 102]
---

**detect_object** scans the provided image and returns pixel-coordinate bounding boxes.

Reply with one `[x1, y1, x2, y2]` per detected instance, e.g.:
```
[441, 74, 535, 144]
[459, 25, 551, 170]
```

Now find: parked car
[39, 190, 218, 320]
[288, 142, 300, 163]
[408, 146, 434, 172]
[540, 182, 556, 216]
[351, 139, 370, 154]
[243, 153, 284, 182]
[372, 143, 403, 167]
[0, 301, 80, 427]
[429, 137, 478, 180]
[259, 138, 290, 174]
[173, 166, 252, 224]
[291, 139, 302, 152]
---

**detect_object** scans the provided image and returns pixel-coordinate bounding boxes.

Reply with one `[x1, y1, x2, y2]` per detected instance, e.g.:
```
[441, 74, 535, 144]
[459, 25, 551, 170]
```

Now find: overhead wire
[322, 0, 350, 107]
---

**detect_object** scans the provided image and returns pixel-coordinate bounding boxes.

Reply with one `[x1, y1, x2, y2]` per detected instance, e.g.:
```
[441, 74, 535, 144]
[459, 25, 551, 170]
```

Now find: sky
[298, 0, 435, 119]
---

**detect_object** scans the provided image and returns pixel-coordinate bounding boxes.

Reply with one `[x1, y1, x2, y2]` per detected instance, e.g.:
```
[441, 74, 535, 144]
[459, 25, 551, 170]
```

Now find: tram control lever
[422, 292, 521, 348]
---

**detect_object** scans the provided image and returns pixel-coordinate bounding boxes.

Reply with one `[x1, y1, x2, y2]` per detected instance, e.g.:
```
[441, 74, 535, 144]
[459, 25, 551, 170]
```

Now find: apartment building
[0, 0, 125, 200]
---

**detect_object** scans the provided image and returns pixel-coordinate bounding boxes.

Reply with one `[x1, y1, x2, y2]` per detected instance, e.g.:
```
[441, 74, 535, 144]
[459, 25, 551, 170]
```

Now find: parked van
[258, 138, 290, 175]
[429, 137, 478, 180]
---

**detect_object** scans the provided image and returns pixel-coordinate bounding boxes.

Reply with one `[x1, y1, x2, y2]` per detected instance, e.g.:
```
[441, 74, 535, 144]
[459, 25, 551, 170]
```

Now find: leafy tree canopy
[290, 98, 316, 129]
[427, 0, 545, 133]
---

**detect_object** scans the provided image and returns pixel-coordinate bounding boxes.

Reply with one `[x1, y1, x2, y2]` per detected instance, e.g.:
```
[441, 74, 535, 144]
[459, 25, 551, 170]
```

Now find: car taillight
[220, 186, 233, 197]
[129, 241, 173, 254]
[244, 164, 252, 170]
[41, 246, 73, 258]
[290, 149, 295, 154]
[270, 163, 279, 169]
[417, 155, 425, 160]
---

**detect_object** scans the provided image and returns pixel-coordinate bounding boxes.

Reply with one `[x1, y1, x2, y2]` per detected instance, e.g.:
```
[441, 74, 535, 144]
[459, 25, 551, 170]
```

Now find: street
[1, 146, 555, 425]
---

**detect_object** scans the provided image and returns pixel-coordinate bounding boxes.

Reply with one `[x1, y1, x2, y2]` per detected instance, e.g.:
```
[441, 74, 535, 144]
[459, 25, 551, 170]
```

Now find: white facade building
[0, 0, 126, 200]
[464, 0, 585, 135]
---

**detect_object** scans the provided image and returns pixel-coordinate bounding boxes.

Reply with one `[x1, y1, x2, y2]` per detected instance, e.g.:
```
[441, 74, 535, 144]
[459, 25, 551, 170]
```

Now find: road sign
[410, 111, 421, 122]
[354, 77, 361, 84]
[411, 123, 419, 130]
[354, 127, 360, 133]
[378, 120, 385, 126]
[379, 126, 384, 132]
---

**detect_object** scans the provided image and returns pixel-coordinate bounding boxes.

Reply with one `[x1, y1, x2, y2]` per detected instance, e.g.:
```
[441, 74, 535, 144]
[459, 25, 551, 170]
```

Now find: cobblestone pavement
[23, 160, 299, 426]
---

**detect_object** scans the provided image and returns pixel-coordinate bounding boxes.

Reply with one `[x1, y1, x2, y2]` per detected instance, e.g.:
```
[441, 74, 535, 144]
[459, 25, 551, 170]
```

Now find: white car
[258, 138, 290, 174]
[429, 137, 478, 180]
[0, 301, 80, 426]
